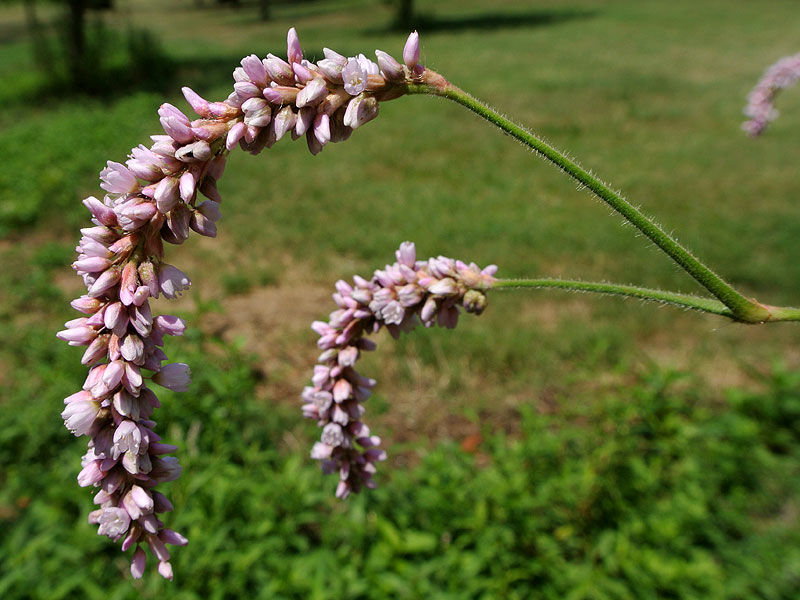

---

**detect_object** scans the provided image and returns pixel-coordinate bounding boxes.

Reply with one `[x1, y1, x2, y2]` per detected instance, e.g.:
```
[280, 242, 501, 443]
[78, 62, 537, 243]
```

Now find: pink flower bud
[295, 107, 314, 136]
[109, 233, 138, 255]
[160, 529, 188, 546]
[313, 112, 331, 146]
[403, 31, 420, 69]
[56, 326, 98, 344]
[241, 54, 268, 87]
[160, 116, 194, 144]
[83, 196, 118, 227]
[175, 141, 211, 163]
[226, 121, 247, 150]
[130, 548, 146, 579]
[158, 561, 174, 581]
[323, 47, 347, 66]
[292, 62, 315, 84]
[102, 359, 125, 390]
[120, 334, 145, 363]
[263, 85, 299, 105]
[81, 334, 110, 365]
[271, 105, 297, 141]
[176, 171, 195, 204]
[181, 86, 211, 117]
[166, 203, 191, 243]
[428, 277, 458, 296]
[153, 362, 191, 392]
[72, 256, 112, 273]
[70, 296, 103, 314]
[100, 162, 138, 194]
[263, 54, 294, 85]
[190, 211, 217, 238]
[119, 261, 140, 306]
[316, 58, 345, 83]
[158, 103, 190, 124]
[62, 398, 101, 436]
[155, 176, 180, 213]
[77, 460, 105, 487]
[343, 94, 379, 130]
[375, 49, 404, 81]
[296, 77, 328, 108]
[158, 264, 191, 299]
[243, 105, 272, 128]
[287, 27, 303, 64]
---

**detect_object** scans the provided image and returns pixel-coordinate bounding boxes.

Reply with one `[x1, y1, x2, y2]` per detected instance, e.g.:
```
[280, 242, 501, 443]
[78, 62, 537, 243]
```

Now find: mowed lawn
[2, 0, 800, 598]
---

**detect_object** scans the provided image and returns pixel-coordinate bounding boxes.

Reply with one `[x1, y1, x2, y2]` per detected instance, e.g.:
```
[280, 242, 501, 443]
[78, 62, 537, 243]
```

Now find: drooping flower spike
[303, 242, 496, 499]
[743, 51, 800, 136]
[59, 29, 425, 580]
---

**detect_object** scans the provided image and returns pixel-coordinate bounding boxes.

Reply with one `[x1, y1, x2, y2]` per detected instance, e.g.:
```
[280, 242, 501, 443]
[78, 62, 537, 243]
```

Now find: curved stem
[494, 278, 734, 318]
[405, 76, 771, 323]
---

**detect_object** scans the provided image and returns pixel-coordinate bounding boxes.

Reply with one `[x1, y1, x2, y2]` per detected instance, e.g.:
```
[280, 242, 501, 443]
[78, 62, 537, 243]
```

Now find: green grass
[3, 0, 800, 597]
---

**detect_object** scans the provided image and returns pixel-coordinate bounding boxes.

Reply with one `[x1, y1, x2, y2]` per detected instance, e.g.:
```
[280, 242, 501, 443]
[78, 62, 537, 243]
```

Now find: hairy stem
[494, 278, 734, 318]
[405, 75, 772, 323]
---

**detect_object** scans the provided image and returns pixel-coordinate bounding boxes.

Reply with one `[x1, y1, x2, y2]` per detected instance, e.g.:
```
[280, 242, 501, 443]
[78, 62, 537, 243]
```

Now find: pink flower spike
[131, 548, 146, 579]
[403, 30, 420, 69]
[287, 27, 303, 64]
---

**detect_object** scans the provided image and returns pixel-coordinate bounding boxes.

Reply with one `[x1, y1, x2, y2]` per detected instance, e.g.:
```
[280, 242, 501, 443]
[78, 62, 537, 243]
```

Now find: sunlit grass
[2, 0, 800, 597]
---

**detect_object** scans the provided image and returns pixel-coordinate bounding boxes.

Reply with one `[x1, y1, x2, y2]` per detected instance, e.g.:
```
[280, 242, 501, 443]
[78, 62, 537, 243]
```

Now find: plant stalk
[405, 74, 772, 323]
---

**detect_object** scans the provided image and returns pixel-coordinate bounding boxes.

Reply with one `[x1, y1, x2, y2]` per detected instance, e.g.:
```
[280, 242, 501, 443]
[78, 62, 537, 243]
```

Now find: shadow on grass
[381, 8, 597, 34]
[3, 45, 333, 112]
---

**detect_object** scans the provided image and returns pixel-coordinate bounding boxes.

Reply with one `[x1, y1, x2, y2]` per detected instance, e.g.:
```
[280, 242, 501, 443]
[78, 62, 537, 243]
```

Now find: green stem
[493, 278, 734, 318]
[405, 75, 771, 323]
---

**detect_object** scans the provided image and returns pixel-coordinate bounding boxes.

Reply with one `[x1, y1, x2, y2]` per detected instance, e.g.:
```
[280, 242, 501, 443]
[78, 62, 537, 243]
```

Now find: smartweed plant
[57, 29, 800, 580]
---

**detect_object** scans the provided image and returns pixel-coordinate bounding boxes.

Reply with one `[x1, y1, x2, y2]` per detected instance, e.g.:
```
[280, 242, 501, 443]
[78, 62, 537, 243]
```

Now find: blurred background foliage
[2, 0, 800, 597]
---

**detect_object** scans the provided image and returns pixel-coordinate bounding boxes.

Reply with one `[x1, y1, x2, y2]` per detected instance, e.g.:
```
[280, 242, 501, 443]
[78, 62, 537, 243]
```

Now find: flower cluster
[743, 51, 800, 136]
[59, 28, 426, 579]
[303, 242, 497, 499]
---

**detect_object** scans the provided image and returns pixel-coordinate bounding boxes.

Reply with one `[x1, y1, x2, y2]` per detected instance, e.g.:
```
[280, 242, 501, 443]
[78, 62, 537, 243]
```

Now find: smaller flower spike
[303, 242, 496, 498]
[743, 51, 800, 136]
